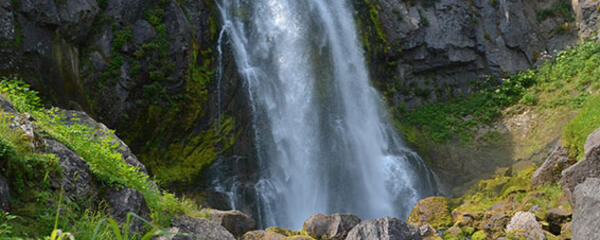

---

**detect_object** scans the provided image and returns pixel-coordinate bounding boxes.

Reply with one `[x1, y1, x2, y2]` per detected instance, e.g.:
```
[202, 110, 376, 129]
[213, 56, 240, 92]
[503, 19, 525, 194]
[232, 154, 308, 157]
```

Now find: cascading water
[216, 0, 439, 229]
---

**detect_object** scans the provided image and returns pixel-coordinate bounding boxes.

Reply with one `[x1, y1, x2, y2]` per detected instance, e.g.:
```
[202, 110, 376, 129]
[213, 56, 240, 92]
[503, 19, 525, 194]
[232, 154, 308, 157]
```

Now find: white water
[217, 0, 438, 229]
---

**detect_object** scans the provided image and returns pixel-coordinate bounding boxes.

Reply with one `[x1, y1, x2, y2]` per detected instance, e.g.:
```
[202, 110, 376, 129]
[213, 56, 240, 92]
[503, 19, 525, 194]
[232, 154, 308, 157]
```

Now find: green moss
[407, 196, 453, 230]
[471, 230, 487, 240]
[562, 95, 600, 159]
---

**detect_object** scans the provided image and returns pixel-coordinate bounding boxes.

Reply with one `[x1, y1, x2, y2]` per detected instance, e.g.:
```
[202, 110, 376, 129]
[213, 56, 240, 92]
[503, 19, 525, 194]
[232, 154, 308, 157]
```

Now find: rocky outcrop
[572, 177, 600, 240]
[531, 142, 574, 187]
[105, 187, 151, 233]
[0, 175, 9, 211]
[572, 0, 600, 39]
[208, 209, 256, 237]
[345, 217, 421, 240]
[561, 128, 600, 204]
[546, 208, 571, 235]
[505, 211, 546, 240]
[302, 213, 361, 240]
[41, 138, 96, 205]
[165, 215, 236, 240]
[407, 196, 453, 230]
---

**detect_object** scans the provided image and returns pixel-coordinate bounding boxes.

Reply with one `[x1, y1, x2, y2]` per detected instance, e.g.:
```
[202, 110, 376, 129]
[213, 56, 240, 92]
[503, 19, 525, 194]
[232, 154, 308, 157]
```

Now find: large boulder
[169, 215, 235, 240]
[345, 217, 421, 240]
[505, 211, 545, 240]
[572, 178, 600, 240]
[531, 142, 574, 187]
[561, 129, 600, 204]
[106, 187, 151, 233]
[0, 175, 9, 211]
[407, 196, 453, 230]
[302, 213, 361, 240]
[208, 209, 256, 237]
[41, 138, 96, 204]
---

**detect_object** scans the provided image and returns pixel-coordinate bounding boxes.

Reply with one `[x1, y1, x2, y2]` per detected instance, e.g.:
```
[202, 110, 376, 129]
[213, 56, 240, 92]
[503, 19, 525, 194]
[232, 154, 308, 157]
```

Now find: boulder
[106, 187, 151, 233]
[208, 209, 256, 237]
[241, 230, 268, 240]
[560, 130, 600, 205]
[407, 196, 453, 230]
[546, 208, 571, 235]
[41, 138, 95, 204]
[302, 213, 361, 240]
[169, 215, 235, 240]
[441, 226, 464, 240]
[506, 211, 545, 240]
[531, 142, 573, 187]
[584, 128, 600, 157]
[0, 175, 9, 210]
[573, 0, 600, 39]
[132, 20, 156, 45]
[345, 217, 421, 240]
[572, 178, 600, 240]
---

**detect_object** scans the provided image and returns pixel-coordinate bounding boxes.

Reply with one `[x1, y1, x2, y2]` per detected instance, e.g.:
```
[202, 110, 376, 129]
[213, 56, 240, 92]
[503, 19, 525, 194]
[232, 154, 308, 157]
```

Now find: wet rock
[208, 209, 256, 237]
[572, 178, 600, 240]
[169, 215, 235, 240]
[106, 187, 151, 233]
[506, 211, 545, 240]
[0, 175, 9, 211]
[345, 217, 421, 240]
[302, 213, 361, 240]
[531, 142, 574, 187]
[561, 129, 600, 205]
[41, 138, 95, 204]
[407, 196, 453, 230]
[546, 208, 571, 235]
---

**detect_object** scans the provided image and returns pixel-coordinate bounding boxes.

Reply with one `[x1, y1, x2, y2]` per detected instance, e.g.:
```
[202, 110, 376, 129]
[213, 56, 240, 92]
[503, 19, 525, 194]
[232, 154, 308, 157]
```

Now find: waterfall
[216, 0, 439, 229]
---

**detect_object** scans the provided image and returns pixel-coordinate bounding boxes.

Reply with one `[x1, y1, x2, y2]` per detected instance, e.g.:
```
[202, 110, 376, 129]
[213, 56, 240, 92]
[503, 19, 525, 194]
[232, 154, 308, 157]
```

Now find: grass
[0, 77, 208, 238]
[562, 95, 600, 159]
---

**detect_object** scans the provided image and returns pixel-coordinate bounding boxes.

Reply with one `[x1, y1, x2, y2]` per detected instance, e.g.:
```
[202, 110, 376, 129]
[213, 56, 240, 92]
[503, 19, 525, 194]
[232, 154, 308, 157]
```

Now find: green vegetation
[396, 41, 600, 150]
[536, 0, 575, 23]
[563, 96, 600, 159]
[0, 77, 207, 238]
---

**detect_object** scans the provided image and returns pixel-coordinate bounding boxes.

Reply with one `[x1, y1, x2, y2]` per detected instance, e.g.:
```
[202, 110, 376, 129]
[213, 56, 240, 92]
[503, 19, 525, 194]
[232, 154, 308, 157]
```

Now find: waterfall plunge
[216, 0, 439, 229]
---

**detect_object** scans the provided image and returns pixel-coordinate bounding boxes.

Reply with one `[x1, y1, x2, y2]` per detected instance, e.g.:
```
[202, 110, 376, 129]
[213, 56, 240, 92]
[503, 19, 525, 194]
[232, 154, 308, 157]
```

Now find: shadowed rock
[345, 217, 421, 240]
[209, 209, 256, 237]
[302, 213, 361, 240]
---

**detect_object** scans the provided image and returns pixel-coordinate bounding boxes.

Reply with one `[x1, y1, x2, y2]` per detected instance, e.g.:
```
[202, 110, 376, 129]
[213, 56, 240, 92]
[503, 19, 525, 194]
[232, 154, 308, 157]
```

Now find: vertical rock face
[0, 175, 9, 211]
[573, 178, 600, 240]
[531, 142, 574, 187]
[572, 0, 600, 39]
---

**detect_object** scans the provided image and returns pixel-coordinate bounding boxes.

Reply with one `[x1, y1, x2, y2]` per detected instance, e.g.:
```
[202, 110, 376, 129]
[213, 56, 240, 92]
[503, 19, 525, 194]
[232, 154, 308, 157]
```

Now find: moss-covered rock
[407, 196, 453, 230]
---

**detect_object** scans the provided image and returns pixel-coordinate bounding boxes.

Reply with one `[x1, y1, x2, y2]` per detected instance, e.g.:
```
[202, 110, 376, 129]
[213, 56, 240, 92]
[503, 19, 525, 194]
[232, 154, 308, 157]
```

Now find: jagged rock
[208, 209, 256, 237]
[407, 196, 453, 230]
[572, 178, 600, 240]
[302, 213, 361, 240]
[106, 187, 151, 233]
[532, 142, 574, 187]
[55, 0, 99, 42]
[132, 20, 156, 45]
[561, 128, 600, 205]
[105, 0, 146, 25]
[506, 211, 546, 240]
[18, 0, 61, 25]
[169, 215, 235, 240]
[416, 224, 440, 239]
[546, 208, 571, 235]
[483, 212, 510, 234]
[41, 138, 95, 204]
[0, 175, 9, 211]
[584, 128, 600, 157]
[345, 217, 421, 240]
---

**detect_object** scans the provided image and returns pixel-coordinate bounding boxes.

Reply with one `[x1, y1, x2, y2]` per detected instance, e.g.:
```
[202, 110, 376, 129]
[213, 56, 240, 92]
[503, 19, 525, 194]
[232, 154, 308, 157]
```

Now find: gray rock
[55, 0, 99, 42]
[584, 128, 600, 157]
[18, 0, 61, 25]
[573, 0, 600, 39]
[41, 138, 95, 204]
[208, 209, 256, 237]
[0, 2, 15, 41]
[345, 217, 421, 240]
[106, 187, 151, 233]
[132, 20, 156, 45]
[0, 175, 9, 211]
[105, 0, 146, 25]
[561, 130, 600, 205]
[573, 178, 600, 240]
[506, 211, 545, 240]
[169, 215, 235, 240]
[531, 142, 573, 187]
[302, 213, 361, 240]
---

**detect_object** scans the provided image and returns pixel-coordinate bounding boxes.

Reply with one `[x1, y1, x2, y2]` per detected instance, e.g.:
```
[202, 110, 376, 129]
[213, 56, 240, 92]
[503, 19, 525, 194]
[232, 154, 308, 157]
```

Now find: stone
[441, 226, 463, 240]
[584, 128, 600, 157]
[572, 178, 600, 240]
[407, 196, 453, 230]
[560, 222, 572, 240]
[208, 209, 256, 237]
[506, 211, 545, 240]
[560, 129, 600, 205]
[345, 217, 421, 240]
[241, 230, 267, 240]
[302, 213, 361, 240]
[132, 20, 156, 45]
[41, 138, 95, 204]
[531, 142, 574, 187]
[170, 215, 235, 240]
[0, 175, 9, 211]
[106, 187, 151, 233]
[55, 0, 99, 42]
[105, 0, 146, 25]
[545, 208, 571, 235]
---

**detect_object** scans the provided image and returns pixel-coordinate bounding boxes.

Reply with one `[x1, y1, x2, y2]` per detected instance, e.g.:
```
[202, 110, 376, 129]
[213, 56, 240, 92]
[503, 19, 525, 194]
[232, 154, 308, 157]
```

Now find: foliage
[536, 0, 575, 23]
[563, 95, 600, 159]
